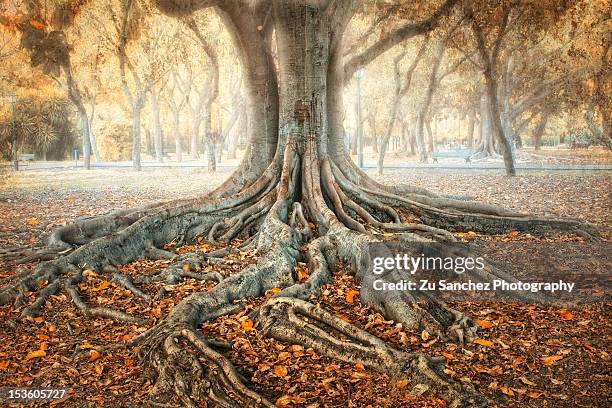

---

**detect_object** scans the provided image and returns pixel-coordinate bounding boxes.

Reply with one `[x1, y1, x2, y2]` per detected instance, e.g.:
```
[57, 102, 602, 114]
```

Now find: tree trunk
[11, 130, 18, 171]
[132, 105, 142, 171]
[484, 72, 516, 175]
[426, 116, 434, 154]
[151, 88, 164, 162]
[533, 108, 550, 150]
[416, 41, 444, 162]
[467, 109, 475, 149]
[78, 109, 92, 170]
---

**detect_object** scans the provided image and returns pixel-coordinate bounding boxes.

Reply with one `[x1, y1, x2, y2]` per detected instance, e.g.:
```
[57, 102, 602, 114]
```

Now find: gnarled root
[136, 325, 273, 408]
[258, 297, 486, 408]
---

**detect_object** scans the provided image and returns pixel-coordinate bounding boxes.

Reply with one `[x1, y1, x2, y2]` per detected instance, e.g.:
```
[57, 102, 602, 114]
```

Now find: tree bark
[533, 108, 550, 150]
[132, 104, 142, 171]
[467, 109, 475, 149]
[150, 86, 164, 162]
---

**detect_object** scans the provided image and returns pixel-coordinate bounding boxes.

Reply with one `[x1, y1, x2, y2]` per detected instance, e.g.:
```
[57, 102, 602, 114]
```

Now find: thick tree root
[139, 326, 274, 408]
[258, 297, 486, 407]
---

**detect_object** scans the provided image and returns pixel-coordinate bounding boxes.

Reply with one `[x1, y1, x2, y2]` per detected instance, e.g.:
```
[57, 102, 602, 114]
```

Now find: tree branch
[343, 0, 460, 81]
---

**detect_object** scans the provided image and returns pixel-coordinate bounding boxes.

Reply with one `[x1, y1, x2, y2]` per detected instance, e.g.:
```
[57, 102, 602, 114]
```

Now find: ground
[0, 166, 610, 407]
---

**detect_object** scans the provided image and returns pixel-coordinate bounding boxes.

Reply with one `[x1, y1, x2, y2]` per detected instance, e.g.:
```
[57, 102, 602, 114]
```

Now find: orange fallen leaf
[40, 342, 48, 351]
[96, 281, 111, 291]
[472, 338, 493, 347]
[274, 365, 288, 377]
[345, 289, 360, 304]
[89, 350, 101, 362]
[558, 310, 573, 321]
[441, 352, 455, 360]
[266, 287, 281, 296]
[29, 19, 45, 29]
[475, 319, 494, 328]
[527, 391, 543, 399]
[541, 355, 563, 366]
[0, 361, 9, 369]
[275, 395, 304, 407]
[382, 232, 394, 237]
[241, 319, 254, 332]
[182, 263, 191, 272]
[25, 350, 46, 361]
[499, 386, 514, 396]
[26, 218, 40, 226]
[396, 379, 409, 388]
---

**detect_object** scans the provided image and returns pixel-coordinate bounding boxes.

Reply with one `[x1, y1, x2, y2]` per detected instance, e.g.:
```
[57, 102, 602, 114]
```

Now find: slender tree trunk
[533, 108, 550, 150]
[416, 41, 444, 162]
[426, 117, 434, 154]
[151, 89, 164, 162]
[467, 109, 475, 149]
[11, 130, 18, 171]
[171, 109, 182, 163]
[78, 110, 92, 170]
[132, 105, 142, 171]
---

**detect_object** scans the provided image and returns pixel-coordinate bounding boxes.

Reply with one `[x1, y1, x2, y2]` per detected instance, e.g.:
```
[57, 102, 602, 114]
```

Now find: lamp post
[356, 69, 364, 168]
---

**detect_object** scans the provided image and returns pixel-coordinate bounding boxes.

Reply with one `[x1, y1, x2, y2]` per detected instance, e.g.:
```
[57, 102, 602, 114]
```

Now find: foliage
[0, 95, 76, 160]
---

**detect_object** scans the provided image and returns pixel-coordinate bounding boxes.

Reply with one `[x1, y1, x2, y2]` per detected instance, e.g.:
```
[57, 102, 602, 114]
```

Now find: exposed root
[137, 325, 274, 407]
[258, 297, 486, 407]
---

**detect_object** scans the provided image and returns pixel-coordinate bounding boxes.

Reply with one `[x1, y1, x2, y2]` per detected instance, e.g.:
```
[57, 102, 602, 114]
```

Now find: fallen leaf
[500, 386, 514, 396]
[241, 319, 254, 332]
[441, 352, 455, 360]
[345, 289, 360, 304]
[558, 310, 573, 321]
[275, 394, 304, 406]
[274, 365, 288, 377]
[29, 20, 45, 29]
[541, 355, 563, 366]
[25, 350, 46, 361]
[472, 338, 493, 347]
[89, 350, 101, 362]
[475, 319, 494, 328]
[527, 391, 543, 399]
[421, 330, 431, 341]
[519, 376, 536, 386]
[0, 361, 9, 369]
[396, 379, 409, 388]
[96, 281, 111, 291]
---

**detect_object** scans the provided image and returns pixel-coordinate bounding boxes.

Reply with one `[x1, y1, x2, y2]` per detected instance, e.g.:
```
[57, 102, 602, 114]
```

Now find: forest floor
[0, 167, 610, 407]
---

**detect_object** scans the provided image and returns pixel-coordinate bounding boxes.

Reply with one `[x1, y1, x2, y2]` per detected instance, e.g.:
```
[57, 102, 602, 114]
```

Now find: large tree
[0, 1, 597, 406]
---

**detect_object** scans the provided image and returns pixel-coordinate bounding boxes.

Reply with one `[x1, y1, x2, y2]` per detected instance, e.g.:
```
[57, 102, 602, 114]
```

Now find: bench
[19, 153, 36, 163]
[432, 149, 472, 163]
